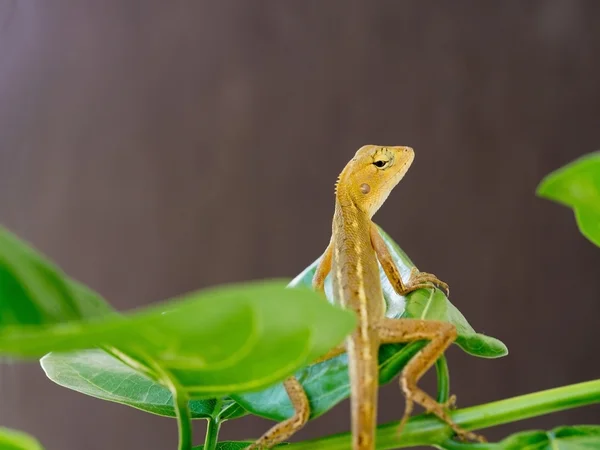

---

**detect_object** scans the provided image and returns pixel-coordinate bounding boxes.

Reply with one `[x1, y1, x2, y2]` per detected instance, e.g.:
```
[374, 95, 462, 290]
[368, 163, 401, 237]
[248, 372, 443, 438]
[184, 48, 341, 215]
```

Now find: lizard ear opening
[360, 183, 371, 194]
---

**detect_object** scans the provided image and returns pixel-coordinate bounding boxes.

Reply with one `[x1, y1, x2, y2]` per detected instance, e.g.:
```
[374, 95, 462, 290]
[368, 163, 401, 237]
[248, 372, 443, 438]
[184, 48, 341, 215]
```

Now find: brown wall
[1, 1, 599, 449]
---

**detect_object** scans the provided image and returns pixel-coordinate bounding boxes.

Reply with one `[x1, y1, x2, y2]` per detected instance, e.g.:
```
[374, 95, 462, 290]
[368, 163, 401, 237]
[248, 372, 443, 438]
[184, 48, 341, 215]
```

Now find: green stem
[435, 355, 450, 405]
[141, 356, 193, 450]
[285, 379, 600, 449]
[203, 417, 221, 450]
[174, 389, 193, 450]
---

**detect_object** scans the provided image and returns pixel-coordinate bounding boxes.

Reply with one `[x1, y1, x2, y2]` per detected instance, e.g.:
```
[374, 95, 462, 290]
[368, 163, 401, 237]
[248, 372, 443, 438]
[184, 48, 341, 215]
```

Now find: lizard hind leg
[245, 376, 310, 450]
[377, 318, 485, 443]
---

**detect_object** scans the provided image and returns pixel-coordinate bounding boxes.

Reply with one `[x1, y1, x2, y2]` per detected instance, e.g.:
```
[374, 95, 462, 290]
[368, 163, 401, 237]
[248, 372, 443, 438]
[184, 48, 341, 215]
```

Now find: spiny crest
[334, 158, 355, 195]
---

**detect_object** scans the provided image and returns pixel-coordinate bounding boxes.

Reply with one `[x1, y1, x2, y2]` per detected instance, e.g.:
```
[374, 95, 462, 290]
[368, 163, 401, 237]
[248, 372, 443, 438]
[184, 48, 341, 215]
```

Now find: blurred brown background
[1, 1, 599, 449]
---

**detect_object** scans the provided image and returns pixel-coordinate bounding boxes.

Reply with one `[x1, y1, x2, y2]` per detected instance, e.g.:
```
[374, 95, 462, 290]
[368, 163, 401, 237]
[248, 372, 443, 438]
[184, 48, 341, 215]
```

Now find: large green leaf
[2, 280, 355, 397]
[537, 152, 600, 247]
[0, 225, 355, 397]
[0, 226, 239, 421]
[40, 349, 246, 421]
[234, 225, 506, 421]
[1, 225, 355, 449]
[0, 428, 43, 450]
[439, 425, 600, 449]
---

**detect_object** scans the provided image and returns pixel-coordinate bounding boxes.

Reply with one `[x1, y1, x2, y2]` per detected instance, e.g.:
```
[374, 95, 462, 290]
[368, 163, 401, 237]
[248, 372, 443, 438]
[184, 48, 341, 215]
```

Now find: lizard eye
[373, 160, 388, 168]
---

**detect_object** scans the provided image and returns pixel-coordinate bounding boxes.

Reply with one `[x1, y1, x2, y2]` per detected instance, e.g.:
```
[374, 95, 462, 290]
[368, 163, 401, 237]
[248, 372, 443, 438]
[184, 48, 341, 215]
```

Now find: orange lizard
[248, 145, 484, 449]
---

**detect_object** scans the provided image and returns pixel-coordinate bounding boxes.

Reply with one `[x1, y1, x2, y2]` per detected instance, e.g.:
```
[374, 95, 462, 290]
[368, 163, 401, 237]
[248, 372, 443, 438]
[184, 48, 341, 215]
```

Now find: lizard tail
[347, 329, 379, 450]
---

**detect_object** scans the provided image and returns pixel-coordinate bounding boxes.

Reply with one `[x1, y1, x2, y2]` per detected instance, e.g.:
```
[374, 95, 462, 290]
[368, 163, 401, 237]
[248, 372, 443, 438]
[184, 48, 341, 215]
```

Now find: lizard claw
[452, 428, 487, 443]
[443, 394, 457, 410]
[405, 267, 450, 297]
[424, 394, 456, 414]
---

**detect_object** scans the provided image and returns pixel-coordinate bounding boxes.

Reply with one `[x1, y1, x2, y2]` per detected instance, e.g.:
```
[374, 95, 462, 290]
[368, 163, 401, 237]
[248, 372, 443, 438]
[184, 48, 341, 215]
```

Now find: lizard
[247, 145, 484, 450]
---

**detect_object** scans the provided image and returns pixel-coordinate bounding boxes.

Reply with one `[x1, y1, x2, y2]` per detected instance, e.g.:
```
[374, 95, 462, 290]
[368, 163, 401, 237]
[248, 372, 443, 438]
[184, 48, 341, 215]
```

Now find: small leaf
[537, 152, 600, 247]
[192, 443, 256, 450]
[40, 349, 245, 420]
[192, 442, 287, 450]
[440, 425, 600, 449]
[235, 226, 506, 421]
[0, 428, 43, 450]
[499, 425, 600, 450]
[215, 401, 247, 422]
[0, 226, 113, 326]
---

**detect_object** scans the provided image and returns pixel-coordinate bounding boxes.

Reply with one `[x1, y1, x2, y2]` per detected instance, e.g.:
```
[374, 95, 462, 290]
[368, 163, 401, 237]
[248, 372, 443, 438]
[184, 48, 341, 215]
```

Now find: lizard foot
[403, 267, 450, 297]
[442, 394, 457, 410]
[400, 386, 486, 443]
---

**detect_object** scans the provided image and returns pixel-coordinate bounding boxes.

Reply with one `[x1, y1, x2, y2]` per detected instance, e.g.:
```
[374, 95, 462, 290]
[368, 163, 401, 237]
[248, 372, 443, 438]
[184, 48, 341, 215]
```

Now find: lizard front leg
[313, 239, 333, 294]
[245, 376, 310, 450]
[370, 225, 449, 296]
[245, 345, 347, 450]
[377, 318, 485, 442]
[246, 243, 336, 449]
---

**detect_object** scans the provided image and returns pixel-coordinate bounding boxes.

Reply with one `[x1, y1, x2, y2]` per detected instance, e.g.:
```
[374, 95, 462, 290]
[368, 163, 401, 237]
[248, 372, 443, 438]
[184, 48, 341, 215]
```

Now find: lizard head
[336, 145, 414, 217]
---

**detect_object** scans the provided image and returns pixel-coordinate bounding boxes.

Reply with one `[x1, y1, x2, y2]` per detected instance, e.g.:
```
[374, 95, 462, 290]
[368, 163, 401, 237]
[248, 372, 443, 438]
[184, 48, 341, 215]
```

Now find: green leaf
[0, 226, 355, 395]
[0, 225, 113, 326]
[0, 428, 43, 450]
[0, 226, 247, 422]
[192, 443, 288, 450]
[379, 227, 507, 358]
[498, 425, 600, 450]
[214, 401, 248, 422]
[2, 280, 355, 397]
[440, 425, 600, 450]
[234, 226, 506, 421]
[537, 152, 600, 247]
[40, 349, 246, 421]
[192, 443, 255, 450]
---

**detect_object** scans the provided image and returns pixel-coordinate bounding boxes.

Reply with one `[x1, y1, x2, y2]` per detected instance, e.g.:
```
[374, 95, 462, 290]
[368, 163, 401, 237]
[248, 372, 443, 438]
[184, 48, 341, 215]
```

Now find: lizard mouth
[391, 149, 414, 183]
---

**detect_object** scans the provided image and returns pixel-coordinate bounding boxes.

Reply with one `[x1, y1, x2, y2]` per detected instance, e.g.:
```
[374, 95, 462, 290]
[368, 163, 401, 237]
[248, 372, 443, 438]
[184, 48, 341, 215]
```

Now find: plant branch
[203, 416, 221, 450]
[173, 389, 193, 450]
[141, 355, 193, 450]
[285, 379, 600, 449]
